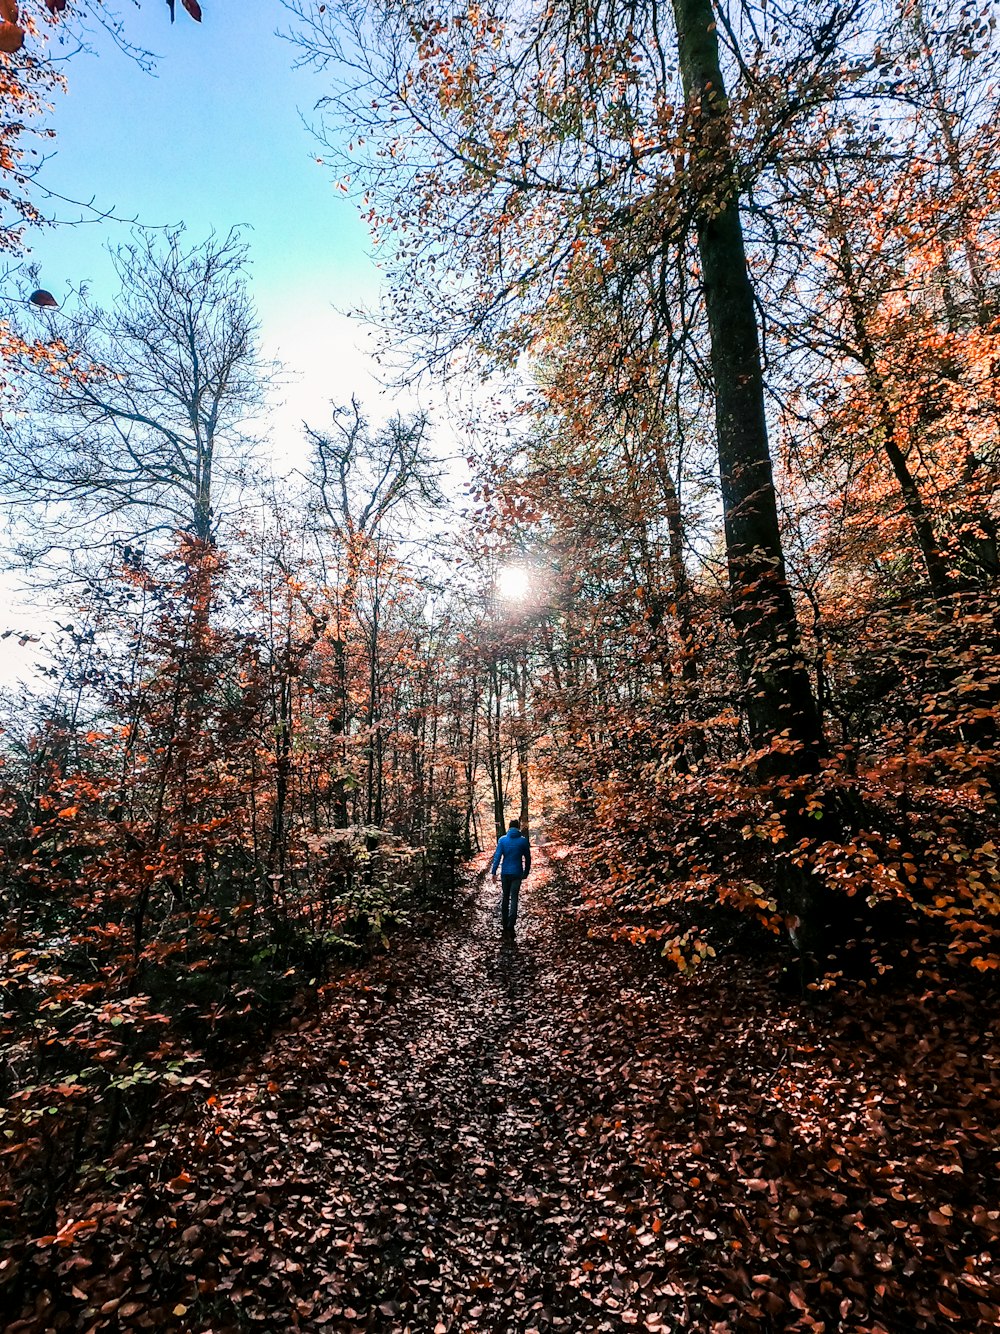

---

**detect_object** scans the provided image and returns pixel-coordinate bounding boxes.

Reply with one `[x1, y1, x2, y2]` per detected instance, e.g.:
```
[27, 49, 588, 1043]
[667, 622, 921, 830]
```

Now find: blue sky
[23, 0, 392, 463]
[2, 0, 426, 681]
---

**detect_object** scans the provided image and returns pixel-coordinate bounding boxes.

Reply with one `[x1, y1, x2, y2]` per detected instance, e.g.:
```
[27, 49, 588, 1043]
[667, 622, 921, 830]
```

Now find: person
[491, 818, 531, 935]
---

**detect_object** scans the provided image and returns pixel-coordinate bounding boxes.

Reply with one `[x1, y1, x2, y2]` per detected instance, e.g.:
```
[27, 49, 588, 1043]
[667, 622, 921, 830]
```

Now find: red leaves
[31, 1212, 100, 1256]
[0, 19, 23, 52]
[166, 0, 202, 20]
[3, 861, 998, 1331]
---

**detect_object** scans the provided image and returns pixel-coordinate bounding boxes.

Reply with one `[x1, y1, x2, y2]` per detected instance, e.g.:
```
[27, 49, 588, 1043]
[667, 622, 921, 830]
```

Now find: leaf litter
[4, 852, 999, 1331]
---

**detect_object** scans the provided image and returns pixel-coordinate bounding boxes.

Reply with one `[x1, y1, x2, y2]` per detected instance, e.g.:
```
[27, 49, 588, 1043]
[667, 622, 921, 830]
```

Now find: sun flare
[496, 564, 532, 602]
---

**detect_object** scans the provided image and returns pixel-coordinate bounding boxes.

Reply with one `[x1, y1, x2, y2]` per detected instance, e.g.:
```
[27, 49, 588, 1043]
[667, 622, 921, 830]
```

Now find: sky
[2, 0, 438, 683]
[25, 0, 390, 440]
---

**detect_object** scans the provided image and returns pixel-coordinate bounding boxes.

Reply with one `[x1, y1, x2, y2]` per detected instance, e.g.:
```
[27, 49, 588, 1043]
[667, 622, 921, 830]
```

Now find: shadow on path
[11, 850, 1000, 1332]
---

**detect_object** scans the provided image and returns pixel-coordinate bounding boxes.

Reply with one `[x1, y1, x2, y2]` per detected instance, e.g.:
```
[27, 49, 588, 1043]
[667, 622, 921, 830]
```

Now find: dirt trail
[225, 852, 673, 1331]
[10, 852, 1000, 1332]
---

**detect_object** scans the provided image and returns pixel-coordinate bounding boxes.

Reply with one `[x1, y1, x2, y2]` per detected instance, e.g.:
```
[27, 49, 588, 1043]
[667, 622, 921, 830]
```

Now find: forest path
[13, 851, 1000, 1332]
[204, 849, 688, 1332]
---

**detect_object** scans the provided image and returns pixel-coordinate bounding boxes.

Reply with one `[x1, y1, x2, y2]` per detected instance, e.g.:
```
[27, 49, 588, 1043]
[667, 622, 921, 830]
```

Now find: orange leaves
[166, 0, 203, 20]
[0, 19, 23, 52]
[33, 1216, 97, 1248]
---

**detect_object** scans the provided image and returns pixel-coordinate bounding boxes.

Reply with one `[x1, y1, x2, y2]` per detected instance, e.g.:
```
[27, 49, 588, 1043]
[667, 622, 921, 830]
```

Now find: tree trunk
[671, 0, 824, 764]
[652, 443, 706, 764]
[672, 0, 830, 964]
[514, 654, 530, 834]
[835, 233, 953, 601]
[486, 656, 506, 838]
[329, 554, 360, 828]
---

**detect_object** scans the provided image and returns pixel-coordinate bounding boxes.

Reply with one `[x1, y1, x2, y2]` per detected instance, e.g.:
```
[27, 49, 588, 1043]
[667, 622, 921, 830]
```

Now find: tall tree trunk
[514, 654, 530, 834]
[462, 671, 481, 855]
[269, 666, 292, 896]
[672, 0, 831, 964]
[426, 668, 440, 840]
[329, 552, 360, 827]
[672, 0, 824, 763]
[192, 432, 214, 544]
[486, 656, 506, 838]
[651, 441, 706, 764]
[364, 607, 379, 826]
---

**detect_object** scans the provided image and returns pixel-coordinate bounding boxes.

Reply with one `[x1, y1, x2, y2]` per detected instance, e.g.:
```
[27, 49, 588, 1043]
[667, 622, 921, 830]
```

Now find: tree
[293, 0, 872, 755]
[2, 228, 264, 565]
[301, 400, 442, 824]
[669, 0, 825, 763]
[295, 0, 880, 954]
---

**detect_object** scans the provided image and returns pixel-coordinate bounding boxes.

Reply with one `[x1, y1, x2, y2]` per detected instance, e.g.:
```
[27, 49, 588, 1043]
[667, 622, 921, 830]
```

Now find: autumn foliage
[2, 0, 1000, 1329]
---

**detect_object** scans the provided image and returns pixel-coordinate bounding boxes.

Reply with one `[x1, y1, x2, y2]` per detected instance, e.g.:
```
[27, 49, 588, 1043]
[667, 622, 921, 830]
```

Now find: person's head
[508, 818, 520, 830]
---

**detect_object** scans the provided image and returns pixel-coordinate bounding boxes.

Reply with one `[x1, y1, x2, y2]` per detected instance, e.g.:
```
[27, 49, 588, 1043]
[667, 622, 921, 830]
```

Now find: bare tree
[302, 399, 443, 823]
[305, 399, 442, 548]
[2, 228, 266, 566]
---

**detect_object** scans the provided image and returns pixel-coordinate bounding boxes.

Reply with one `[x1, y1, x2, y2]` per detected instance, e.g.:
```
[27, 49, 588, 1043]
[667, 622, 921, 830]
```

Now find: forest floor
[6, 850, 1000, 1333]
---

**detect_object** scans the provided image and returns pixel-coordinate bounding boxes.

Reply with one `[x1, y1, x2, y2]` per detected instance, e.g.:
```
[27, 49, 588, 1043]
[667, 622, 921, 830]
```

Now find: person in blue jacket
[491, 818, 531, 935]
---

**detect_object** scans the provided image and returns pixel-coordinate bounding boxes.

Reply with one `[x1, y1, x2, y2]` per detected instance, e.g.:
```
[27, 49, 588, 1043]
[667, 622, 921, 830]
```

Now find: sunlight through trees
[1, 2, 998, 1329]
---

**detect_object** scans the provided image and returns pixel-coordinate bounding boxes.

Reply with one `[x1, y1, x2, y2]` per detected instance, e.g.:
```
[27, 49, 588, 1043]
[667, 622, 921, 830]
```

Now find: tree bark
[486, 656, 506, 838]
[672, 0, 834, 966]
[514, 653, 530, 834]
[671, 0, 824, 765]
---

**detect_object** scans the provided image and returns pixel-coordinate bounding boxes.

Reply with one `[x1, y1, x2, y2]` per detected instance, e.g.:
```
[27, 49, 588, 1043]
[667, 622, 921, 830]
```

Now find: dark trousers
[500, 875, 522, 930]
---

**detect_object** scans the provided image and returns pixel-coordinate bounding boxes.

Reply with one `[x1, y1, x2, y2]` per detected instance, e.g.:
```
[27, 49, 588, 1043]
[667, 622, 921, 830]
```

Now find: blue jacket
[492, 829, 531, 878]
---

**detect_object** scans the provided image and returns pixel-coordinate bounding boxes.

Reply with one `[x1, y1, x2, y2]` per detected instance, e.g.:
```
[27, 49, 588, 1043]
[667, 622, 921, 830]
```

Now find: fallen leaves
[2, 857, 998, 1331]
